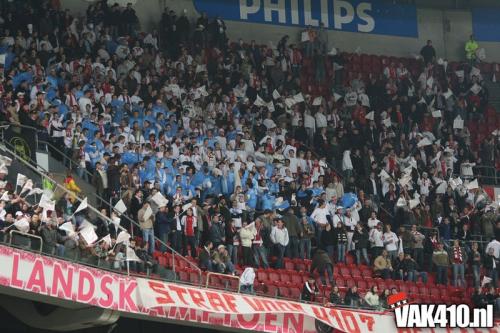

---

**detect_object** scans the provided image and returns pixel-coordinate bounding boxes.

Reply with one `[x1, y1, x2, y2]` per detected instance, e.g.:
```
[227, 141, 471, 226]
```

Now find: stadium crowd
[0, 0, 499, 310]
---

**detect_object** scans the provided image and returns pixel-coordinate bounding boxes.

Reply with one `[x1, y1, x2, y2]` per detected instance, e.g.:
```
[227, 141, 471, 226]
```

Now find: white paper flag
[254, 95, 267, 107]
[267, 101, 275, 112]
[16, 174, 28, 189]
[116, 230, 131, 245]
[100, 234, 112, 246]
[39, 193, 55, 211]
[436, 181, 447, 194]
[0, 54, 5, 65]
[195, 64, 206, 73]
[432, 110, 442, 118]
[80, 226, 98, 245]
[417, 137, 432, 148]
[365, 111, 375, 121]
[466, 179, 479, 190]
[328, 47, 337, 56]
[0, 191, 10, 202]
[333, 93, 342, 102]
[114, 199, 127, 214]
[284, 98, 296, 108]
[293, 93, 304, 103]
[383, 118, 392, 127]
[182, 202, 193, 211]
[126, 247, 142, 262]
[59, 222, 75, 235]
[27, 188, 44, 196]
[456, 70, 464, 78]
[453, 116, 464, 129]
[14, 218, 30, 233]
[0, 155, 12, 166]
[409, 199, 420, 209]
[312, 97, 322, 106]
[396, 197, 407, 207]
[151, 192, 169, 207]
[272, 90, 281, 100]
[20, 179, 33, 195]
[74, 197, 88, 214]
[143, 205, 153, 221]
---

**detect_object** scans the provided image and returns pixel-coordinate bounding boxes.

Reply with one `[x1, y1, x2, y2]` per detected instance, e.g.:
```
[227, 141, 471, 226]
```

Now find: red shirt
[184, 216, 195, 237]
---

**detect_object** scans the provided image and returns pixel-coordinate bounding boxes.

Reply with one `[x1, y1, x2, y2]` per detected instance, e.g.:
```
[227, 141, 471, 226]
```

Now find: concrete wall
[61, 0, 500, 61]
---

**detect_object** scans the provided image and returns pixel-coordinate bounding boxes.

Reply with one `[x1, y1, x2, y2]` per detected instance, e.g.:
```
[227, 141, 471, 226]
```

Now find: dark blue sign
[472, 8, 500, 42]
[193, 0, 418, 38]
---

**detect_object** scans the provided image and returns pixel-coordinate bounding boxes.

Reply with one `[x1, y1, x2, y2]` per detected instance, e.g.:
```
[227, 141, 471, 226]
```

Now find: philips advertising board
[193, 0, 418, 38]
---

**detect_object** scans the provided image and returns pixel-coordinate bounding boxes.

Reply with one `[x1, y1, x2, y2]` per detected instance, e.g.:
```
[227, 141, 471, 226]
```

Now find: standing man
[138, 202, 155, 255]
[420, 40, 436, 65]
[465, 35, 479, 65]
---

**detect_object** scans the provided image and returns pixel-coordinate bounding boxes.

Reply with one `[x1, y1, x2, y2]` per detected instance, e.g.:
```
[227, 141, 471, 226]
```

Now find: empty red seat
[257, 270, 268, 282]
[290, 287, 301, 300]
[278, 287, 291, 298]
[340, 267, 351, 277]
[280, 272, 291, 283]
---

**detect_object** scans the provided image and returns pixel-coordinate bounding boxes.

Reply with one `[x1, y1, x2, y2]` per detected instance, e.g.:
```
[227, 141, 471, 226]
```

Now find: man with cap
[155, 204, 170, 252]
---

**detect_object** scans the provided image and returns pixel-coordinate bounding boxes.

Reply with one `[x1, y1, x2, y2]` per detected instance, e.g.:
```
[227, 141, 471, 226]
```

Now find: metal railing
[205, 271, 241, 292]
[0, 143, 202, 285]
[9, 230, 43, 253]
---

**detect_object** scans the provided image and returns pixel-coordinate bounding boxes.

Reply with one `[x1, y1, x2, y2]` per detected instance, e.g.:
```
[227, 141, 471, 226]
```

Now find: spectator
[374, 250, 393, 279]
[239, 220, 256, 266]
[328, 286, 343, 305]
[40, 220, 65, 256]
[369, 223, 384, 261]
[334, 222, 348, 263]
[450, 239, 467, 287]
[410, 225, 425, 268]
[383, 224, 398, 260]
[484, 247, 499, 288]
[472, 287, 487, 308]
[471, 242, 482, 288]
[199, 241, 214, 271]
[344, 286, 362, 308]
[239, 267, 255, 294]
[364, 286, 380, 308]
[299, 216, 314, 259]
[301, 276, 319, 302]
[402, 253, 428, 283]
[155, 205, 170, 252]
[138, 202, 155, 255]
[432, 243, 450, 285]
[270, 218, 289, 269]
[283, 207, 300, 258]
[379, 289, 391, 309]
[213, 245, 235, 274]
[208, 213, 225, 249]
[252, 218, 269, 268]
[310, 249, 334, 286]
[353, 223, 370, 265]
[420, 40, 436, 65]
[181, 207, 197, 257]
[465, 35, 479, 64]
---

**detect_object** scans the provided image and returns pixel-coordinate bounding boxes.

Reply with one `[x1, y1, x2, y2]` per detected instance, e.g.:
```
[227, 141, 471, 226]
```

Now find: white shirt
[311, 207, 330, 226]
[270, 226, 289, 246]
[367, 218, 381, 229]
[383, 231, 399, 251]
[369, 229, 383, 247]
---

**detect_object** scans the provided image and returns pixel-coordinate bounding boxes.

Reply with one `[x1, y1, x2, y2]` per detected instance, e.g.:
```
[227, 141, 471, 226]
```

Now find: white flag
[100, 234, 112, 246]
[20, 179, 33, 195]
[195, 64, 206, 73]
[16, 174, 28, 189]
[74, 197, 88, 214]
[0, 54, 5, 65]
[453, 116, 464, 129]
[0, 155, 12, 166]
[38, 193, 55, 211]
[254, 95, 267, 107]
[0, 191, 10, 202]
[436, 181, 447, 194]
[284, 98, 296, 108]
[80, 226, 98, 245]
[333, 93, 343, 102]
[272, 89, 281, 100]
[432, 110, 442, 118]
[312, 97, 322, 106]
[470, 83, 482, 95]
[293, 93, 304, 103]
[267, 101, 275, 112]
[150, 192, 168, 207]
[27, 188, 44, 196]
[417, 137, 432, 148]
[126, 247, 142, 262]
[182, 202, 193, 212]
[365, 111, 375, 121]
[143, 205, 153, 221]
[443, 90, 453, 99]
[14, 218, 30, 233]
[114, 199, 127, 214]
[466, 179, 479, 190]
[116, 230, 131, 245]
[59, 222, 75, 235]
[409, 199, 420, 209]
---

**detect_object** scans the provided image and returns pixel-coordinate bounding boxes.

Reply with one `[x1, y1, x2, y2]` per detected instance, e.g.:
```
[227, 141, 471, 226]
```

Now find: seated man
[374, 250, 393, 279]
[402, 253, 428, 283]
[198, 241, 214, 271]
[212, 245, 235, 275]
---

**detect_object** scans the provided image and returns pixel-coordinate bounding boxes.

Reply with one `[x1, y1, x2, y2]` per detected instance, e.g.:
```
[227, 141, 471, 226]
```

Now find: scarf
[453, 246, 463, 264]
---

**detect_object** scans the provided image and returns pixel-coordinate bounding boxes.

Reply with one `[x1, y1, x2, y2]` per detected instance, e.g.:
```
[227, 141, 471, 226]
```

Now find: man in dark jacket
[283, 208, 300, 258]
[209, 214, 225, 248]
[40, 220, 65, 256]
[310, 249, 334, 286]
[155, 205, 170, 252]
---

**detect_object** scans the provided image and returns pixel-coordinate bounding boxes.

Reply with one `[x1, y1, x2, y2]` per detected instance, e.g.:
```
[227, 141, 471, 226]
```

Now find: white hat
[15, 211, 23, 217]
